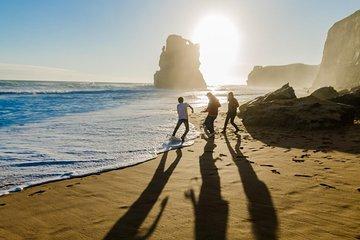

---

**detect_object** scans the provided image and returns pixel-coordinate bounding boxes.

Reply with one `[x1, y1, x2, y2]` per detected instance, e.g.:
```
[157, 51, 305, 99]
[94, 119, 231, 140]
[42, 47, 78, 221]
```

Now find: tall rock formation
[154, 35, 207, 89]
[313, 10, 360, 89]
[247, 63, 319, 88]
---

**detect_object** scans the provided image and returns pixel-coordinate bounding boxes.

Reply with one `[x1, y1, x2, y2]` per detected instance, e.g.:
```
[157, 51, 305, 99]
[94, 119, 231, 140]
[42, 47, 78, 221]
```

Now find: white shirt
[177, 103, 190, 120]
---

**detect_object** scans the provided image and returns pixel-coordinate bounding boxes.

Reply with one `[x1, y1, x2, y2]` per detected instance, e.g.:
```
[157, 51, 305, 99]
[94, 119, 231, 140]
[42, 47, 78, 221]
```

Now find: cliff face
[247, 64, 319, 88]
[154, 35, 207, 89]
[313, 10, 360, 89]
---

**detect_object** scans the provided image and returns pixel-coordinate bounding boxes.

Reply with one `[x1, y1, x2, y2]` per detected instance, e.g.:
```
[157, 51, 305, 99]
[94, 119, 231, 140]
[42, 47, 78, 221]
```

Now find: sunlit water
[0, 80, 267, 195]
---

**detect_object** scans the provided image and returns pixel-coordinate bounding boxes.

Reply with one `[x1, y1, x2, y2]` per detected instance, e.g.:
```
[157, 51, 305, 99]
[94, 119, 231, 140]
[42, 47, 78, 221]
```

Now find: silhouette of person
[224, 133, 278, 240]
[104, 149, 182, 240]
[222, 92, 240, 133]
[185, 135, 228, 239]
[202, 92, 221, 137]
[172, 97, 194, 142]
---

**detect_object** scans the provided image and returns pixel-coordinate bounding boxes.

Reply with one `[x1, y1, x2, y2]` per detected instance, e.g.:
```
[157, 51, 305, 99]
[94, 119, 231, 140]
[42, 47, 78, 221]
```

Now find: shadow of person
[223, 133, 278, 240]
[104, 149, 182, 240]
[185, 135, 229, 240]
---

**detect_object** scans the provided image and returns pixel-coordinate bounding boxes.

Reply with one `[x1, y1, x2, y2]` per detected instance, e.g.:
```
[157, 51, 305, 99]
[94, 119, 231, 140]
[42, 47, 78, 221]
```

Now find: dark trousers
[172, 119, 189, 139]
[224, 112, 239, 131]
[204, 115, 217, 134]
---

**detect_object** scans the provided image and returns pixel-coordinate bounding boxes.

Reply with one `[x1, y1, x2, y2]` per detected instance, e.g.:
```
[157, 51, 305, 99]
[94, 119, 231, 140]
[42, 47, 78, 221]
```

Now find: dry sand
[0, 112, 359, 240]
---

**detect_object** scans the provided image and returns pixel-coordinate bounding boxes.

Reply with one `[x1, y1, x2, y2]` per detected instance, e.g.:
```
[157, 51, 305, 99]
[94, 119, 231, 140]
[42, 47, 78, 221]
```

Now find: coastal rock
[239, 85, 355, 129]
[247, 64, 319, 88]
[330, 88, 360, 117]
[313, 10, 360, 89]
[310, 86, 339, 100]
[154, 35, 207, 89]
[239, 83, 296, 114]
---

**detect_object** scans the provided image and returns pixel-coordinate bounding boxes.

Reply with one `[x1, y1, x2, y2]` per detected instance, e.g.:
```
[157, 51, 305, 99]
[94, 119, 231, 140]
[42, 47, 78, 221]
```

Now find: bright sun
[192, 15, 240, 85]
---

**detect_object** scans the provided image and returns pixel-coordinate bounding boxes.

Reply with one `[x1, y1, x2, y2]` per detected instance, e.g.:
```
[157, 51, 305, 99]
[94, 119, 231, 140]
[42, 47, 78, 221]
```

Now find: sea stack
[313, 10, 360, 89]
[247, 63, 319, 88]
[154, 35, 207, 90]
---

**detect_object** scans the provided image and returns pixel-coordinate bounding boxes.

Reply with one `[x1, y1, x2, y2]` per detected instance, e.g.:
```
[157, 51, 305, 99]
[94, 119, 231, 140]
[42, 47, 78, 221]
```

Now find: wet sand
[0, 112, 359, 239]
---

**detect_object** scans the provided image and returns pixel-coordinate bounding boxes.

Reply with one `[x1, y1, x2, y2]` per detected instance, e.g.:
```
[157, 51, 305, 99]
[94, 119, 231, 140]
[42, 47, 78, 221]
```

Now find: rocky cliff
[313, 10, 360, 89]
[247, 64, 319, 88]
[154, 35, 207, 89]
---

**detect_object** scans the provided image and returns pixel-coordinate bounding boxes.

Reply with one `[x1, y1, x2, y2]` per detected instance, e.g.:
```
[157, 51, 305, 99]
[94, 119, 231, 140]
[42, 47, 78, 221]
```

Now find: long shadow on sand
[186, 135, 229, 240]
[103, 149, 182, 240]
[245, 125, 360, 154]
[224, 133, 278, 240]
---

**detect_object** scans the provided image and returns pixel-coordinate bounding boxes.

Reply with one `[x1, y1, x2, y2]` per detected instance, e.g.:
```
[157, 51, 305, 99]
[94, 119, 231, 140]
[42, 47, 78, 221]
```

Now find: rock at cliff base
[239, 83, 296, 114]
[310, 86, 339, 100]
[239, 85, 355, 129]
[154, 35, 207, 90]
[330, 88, 360, 118]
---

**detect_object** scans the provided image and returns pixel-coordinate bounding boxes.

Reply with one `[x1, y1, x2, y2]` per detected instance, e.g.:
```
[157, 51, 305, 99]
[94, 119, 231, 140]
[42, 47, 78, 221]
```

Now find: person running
[202, 92, 221, 137]
[172, 97, 194, 142]
[222, 92, 240, 133]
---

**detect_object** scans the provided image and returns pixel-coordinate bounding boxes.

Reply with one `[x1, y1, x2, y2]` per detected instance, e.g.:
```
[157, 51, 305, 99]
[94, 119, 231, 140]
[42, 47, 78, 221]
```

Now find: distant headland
[248, 10, 360, 90]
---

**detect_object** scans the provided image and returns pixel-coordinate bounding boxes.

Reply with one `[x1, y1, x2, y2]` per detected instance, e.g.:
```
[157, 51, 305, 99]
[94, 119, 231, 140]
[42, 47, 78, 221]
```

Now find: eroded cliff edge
[313, 10, 360, 89]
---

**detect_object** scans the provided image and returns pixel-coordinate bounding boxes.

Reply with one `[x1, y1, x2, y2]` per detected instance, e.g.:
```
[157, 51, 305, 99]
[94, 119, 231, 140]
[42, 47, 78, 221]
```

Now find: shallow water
[0, 80, 266, 195]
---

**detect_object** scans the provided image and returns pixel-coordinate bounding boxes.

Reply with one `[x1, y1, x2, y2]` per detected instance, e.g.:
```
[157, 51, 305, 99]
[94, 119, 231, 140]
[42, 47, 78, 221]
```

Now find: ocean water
[0, 80, 266, 195]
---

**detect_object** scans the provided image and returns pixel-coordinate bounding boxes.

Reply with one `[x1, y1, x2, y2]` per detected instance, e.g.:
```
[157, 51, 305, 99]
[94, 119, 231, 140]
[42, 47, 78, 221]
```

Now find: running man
[172, 97, 194, 142]
[222, 92, 240, 133]
[202, 92, 221, 137]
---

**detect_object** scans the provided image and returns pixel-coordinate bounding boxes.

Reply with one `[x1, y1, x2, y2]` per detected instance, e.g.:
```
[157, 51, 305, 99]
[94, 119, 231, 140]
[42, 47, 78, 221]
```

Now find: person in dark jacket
[222, 92, 240, 133]
[202, 92, 221, 137]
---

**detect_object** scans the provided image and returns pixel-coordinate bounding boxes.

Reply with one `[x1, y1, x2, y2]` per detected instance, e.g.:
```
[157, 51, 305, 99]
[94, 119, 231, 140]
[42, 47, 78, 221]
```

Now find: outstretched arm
[188, 104, 194, 113]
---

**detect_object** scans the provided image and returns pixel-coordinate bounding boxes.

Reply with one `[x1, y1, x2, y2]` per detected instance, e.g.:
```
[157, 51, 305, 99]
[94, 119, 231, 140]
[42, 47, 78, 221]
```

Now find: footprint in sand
[28, 190, 46, 196]
[66, 182, 80, 188]
[271, 169, 280, 174]
[294, 174, 312, 178]
[236, 155, 246, 160]
[320, 183, 336, 189]
[260, 164, 274, 167]
[292, 158, 305, 163]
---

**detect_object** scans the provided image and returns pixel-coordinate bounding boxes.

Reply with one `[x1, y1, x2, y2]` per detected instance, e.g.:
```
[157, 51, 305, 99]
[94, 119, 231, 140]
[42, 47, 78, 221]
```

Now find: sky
[0, 0, 359, 85]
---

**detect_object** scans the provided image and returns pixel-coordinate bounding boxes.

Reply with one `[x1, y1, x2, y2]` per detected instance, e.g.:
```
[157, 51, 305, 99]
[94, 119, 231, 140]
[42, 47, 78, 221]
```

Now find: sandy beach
[0, 111, 359, 240]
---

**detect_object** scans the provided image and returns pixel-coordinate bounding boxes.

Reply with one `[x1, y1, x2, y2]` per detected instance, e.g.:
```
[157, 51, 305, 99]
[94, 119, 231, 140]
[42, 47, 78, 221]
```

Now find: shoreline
[0, 126, 199, 197]
[1, 112, 359, 239]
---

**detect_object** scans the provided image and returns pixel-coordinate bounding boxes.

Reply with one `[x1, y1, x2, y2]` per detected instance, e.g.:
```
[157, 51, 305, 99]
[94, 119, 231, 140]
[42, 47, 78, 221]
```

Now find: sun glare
[192, 15, 240, 85]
